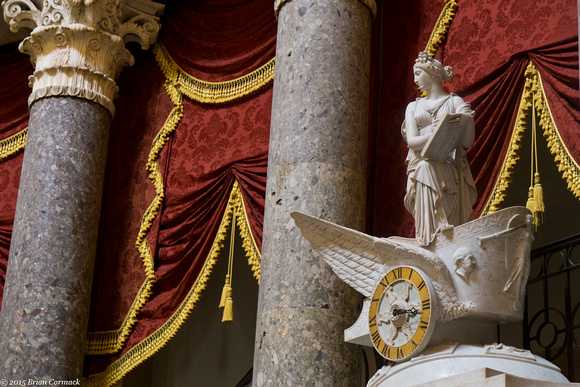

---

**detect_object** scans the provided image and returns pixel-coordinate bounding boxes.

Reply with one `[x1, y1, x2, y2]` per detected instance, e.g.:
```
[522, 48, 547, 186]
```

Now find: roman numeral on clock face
[393, 267, 402, 279]
[371, 330, 381, 346]
[379, 278, 389, 288]
[381, 344, 389, 357]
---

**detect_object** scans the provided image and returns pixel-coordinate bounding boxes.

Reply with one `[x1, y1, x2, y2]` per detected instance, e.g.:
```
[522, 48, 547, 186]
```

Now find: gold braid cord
[482, 61, 580, 215]
[425, 0, 458, 55]
[86, 49, 185, 355]
[86, 180, 261, 386]
[155, 43, 275, 104]
[0, 127, 27, 162]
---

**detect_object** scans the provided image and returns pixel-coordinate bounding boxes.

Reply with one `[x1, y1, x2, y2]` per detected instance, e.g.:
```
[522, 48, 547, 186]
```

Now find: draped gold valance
[154, 43, 275, 105]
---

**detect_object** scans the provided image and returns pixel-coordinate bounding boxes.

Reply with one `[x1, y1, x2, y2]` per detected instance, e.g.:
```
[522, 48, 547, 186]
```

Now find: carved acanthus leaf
[2, 0, 163, 115]
[3, 0, 41, 32]
[3, 0, 161, 45]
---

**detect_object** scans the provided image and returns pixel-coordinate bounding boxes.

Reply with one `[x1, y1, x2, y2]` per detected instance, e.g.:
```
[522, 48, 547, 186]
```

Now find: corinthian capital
[2, 0, 164, 115]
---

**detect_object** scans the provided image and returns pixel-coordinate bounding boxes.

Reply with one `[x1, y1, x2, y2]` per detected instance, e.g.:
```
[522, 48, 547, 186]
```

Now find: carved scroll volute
[2, 0, 164, 116]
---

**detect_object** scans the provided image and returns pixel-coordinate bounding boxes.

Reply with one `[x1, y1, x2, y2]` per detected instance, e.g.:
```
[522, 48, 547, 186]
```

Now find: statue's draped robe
[404, 94, 477, 246]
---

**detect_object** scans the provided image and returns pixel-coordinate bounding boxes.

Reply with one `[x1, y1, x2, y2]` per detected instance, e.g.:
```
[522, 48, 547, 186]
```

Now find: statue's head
[453, 247, 476, 281]
[414, 51, 453, 83]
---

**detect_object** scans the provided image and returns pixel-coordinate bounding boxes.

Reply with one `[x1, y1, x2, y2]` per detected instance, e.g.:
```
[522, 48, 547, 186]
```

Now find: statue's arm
[405, 102, 430, 151]
[453, 95, 475, 148]
[459, 114, 475, 148]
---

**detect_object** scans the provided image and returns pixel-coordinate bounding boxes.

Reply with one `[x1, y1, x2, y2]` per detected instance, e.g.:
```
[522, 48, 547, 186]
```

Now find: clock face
[368, 266, 436, 362]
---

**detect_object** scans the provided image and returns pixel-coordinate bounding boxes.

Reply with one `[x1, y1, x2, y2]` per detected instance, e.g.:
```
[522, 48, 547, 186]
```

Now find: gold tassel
[219, 207, 236, 322]
[532, 172, 544, 229]
[222, 288, 233, 323]
[219, 275, 230, 309]
[526, 186, 536, 213]
[525, 96, 543, 230]
[533, 172, 544, 213]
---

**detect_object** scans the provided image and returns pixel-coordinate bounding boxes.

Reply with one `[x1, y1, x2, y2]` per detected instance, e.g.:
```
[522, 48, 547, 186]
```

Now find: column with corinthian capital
[0, 0, 162, 380]
[252, 0, 375, 385]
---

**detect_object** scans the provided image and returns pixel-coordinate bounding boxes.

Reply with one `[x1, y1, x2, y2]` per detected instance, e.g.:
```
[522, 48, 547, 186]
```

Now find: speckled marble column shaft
[0, 97, 110, 380]
[253, 0, 373, 385]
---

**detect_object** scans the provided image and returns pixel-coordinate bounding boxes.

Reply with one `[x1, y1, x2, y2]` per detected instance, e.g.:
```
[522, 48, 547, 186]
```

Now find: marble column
[0, 0, 162, 380]
[253, 0, 375, 385]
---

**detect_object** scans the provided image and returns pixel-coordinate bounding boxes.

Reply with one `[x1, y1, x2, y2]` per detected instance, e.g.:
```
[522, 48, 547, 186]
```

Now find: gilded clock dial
[368, 266, 435, 362]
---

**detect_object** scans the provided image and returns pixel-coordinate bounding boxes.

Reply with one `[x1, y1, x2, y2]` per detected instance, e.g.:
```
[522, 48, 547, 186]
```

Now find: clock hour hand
[392, 306, 421, 317]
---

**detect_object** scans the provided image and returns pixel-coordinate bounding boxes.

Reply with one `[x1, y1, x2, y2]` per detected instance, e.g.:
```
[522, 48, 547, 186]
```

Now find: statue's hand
[447, 115, 463, 126]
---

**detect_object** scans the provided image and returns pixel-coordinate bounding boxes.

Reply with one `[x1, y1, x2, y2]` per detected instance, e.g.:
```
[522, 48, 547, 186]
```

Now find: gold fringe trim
[535, 66, 580, 199]
[154, 43, 275, 104]
[86, 180, 261, 386]
[236, 186, 261, 283]
[482, 61, 580, 214]
[425, 0, 458, 55]
[481, 62, 535, 215]
[86, 46, 184, 355]
[0, 127, 27, 162]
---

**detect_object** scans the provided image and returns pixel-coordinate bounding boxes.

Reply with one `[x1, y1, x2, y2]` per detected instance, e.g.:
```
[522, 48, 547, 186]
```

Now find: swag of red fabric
[460, 40, 579, 217]
[86, 0, 274, 378]
[161, 0, 277, 81]
[368, 0, 579, 238]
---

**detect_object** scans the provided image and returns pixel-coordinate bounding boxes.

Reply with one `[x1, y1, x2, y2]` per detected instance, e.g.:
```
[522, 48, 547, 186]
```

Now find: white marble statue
[289, 52, 573, 386]
[403, 52, 477, 246]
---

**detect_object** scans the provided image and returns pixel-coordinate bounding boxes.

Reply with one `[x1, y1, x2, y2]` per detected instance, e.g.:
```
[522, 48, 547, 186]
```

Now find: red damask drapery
[85, 0, 276, 384]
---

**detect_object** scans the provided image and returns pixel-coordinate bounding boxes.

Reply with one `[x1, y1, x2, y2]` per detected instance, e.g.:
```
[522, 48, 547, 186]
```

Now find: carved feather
[291, 211, 386, 297]
[291, 211, 447, 298]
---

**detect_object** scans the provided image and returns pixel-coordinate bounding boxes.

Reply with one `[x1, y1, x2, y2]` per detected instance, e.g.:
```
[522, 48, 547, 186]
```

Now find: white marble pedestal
[368, 343, 574, 387]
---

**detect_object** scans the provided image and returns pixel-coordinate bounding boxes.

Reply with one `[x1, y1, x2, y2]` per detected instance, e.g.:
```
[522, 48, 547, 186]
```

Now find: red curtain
[161, 0, 276, 81]
[86, 91, 271, 378]
[368, 0, 579, 238]
[85, 0, 275, 380]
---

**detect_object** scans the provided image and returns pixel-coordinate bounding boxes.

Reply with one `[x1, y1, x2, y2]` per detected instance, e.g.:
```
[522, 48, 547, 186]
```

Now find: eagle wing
[290, 211, 443, 298]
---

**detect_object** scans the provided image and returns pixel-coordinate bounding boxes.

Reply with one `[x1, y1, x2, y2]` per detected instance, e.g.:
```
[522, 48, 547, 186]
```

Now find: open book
[420, 113, 465, 162]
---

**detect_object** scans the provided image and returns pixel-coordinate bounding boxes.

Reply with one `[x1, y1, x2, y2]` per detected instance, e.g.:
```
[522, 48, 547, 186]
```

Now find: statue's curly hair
[414, 51, 453, 82]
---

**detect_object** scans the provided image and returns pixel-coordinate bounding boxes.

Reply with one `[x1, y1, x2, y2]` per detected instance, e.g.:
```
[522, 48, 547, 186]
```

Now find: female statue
[403, 52, 477, 246]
